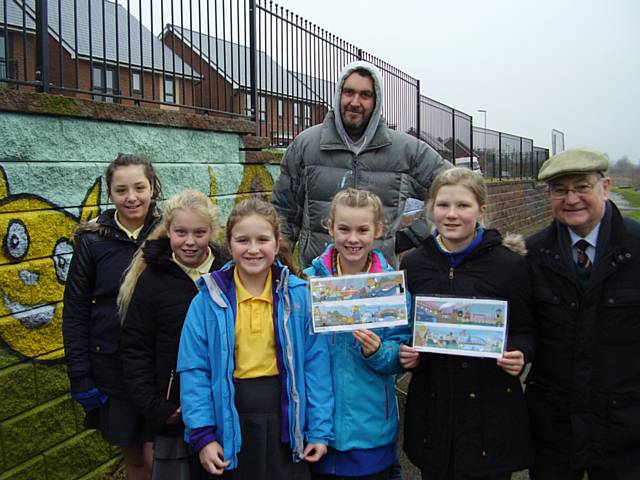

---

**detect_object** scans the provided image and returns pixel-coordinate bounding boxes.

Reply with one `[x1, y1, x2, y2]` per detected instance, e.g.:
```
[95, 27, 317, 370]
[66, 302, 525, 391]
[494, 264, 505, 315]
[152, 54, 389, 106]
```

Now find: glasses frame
[547, 177, 603, 200]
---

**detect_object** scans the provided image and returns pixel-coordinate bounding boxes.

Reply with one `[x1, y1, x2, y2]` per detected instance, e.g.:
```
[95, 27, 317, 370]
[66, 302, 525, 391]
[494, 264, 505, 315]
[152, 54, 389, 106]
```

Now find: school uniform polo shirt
[233, 268, 278, 379]
[114, 211, 144, 240]
[171, 248, 214, 283]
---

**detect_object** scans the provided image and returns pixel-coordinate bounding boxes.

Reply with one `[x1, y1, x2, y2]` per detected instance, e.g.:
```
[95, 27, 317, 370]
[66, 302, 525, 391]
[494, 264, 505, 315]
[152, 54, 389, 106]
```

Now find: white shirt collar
[567, 222, 600, 249]
[568, 222, 600, 264]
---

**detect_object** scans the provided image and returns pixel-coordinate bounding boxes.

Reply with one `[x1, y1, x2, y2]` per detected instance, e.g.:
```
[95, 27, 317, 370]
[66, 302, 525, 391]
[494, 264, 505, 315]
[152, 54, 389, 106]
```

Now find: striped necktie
[575, 239, 592, 268]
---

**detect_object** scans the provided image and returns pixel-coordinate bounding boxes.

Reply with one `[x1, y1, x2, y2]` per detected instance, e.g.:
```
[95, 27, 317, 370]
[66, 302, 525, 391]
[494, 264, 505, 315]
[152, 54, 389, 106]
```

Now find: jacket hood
[72, 205, 161, 246]
[501, 233, 527, 256]
[306, 243, 389, 277]
[141, 237, 229, 270]
[199, 260, 306, 308]
[426, 228, 526, 258]
[332, 61, 384, 156]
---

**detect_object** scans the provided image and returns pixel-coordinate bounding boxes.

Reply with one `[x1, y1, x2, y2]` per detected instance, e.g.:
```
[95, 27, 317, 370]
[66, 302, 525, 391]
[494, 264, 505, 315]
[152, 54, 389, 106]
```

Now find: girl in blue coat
[177, 198, 334, 479]
[304, 188, 409, 480]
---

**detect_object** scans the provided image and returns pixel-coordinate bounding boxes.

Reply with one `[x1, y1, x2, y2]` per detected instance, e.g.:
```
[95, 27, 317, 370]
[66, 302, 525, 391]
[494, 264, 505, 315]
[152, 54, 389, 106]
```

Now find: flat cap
[538, 147, 609, 182]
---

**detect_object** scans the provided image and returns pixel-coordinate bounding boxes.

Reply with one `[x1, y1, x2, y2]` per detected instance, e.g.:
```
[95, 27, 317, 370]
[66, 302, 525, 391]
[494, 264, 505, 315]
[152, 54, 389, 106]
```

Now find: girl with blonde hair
[119, 190, 229, 479]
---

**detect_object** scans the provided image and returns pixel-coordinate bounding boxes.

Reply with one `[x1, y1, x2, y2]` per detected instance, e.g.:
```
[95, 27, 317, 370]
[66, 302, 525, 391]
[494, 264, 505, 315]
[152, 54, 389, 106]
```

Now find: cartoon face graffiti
[0, 168, 100, 360]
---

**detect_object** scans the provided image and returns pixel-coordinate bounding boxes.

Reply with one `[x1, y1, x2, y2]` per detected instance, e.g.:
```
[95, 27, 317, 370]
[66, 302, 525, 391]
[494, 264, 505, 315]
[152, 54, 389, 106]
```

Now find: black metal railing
[0, 0, 549, 177]
[0, 57, 18, 86]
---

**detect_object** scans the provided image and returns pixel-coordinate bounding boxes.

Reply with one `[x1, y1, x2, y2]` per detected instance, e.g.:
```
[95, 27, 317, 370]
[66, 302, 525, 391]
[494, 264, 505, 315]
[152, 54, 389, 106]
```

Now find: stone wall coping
[0, 89, 257, 135]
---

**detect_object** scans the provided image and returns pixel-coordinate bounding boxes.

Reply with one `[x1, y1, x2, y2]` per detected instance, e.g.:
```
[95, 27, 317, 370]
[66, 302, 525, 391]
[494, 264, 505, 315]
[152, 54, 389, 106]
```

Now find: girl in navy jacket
[63, 153, 162, 479]
[119, 190, 229, 479]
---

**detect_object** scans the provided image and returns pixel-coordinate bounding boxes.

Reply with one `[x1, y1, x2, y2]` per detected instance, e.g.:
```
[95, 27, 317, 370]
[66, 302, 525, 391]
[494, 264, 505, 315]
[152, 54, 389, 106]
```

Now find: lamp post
[477, 109, 487, 174]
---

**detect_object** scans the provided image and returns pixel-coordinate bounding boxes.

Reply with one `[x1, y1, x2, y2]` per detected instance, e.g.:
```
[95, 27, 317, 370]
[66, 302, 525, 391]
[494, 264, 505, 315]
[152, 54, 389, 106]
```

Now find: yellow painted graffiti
[235, 164, 274, 203]
[0, 162, 274, 361]
[0, 168, 101, 360]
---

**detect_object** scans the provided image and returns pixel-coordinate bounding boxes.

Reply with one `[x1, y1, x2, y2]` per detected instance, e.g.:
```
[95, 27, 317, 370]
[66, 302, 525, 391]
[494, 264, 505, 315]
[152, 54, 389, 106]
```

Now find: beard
[341, 107, 371, 139]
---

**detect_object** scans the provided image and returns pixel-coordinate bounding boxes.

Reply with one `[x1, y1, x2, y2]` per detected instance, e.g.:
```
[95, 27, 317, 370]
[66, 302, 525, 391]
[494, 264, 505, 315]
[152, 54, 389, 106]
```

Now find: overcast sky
[273, 0, 640, 163]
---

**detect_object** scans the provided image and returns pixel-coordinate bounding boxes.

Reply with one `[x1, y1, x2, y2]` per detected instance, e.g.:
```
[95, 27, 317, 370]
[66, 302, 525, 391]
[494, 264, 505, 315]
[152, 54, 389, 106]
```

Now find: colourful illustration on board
[310, 271, 408, 333]
[412, 296, 508, 358]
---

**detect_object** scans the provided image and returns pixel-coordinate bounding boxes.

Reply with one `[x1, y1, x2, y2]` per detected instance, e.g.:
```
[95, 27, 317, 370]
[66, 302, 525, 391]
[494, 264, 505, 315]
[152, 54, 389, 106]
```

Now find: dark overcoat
[62, 207, 161, 396]
[525, 201, 640, 468]
[401, 229, 534, 478]
[119, 237, 229, 436]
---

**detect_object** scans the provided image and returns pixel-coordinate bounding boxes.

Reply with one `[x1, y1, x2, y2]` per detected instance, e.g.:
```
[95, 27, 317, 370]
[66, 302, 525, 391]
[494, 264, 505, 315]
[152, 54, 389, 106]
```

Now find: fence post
[469, 117, 473, 163]
[451, 109, 456, 164]
[416, 80, 421, 140]
[498, 132, 502, 181]
[248, 0, 258, 124]
[357, 48, 363, 61]
[519, 137, 523, 179]
[35, 0, 49, 92]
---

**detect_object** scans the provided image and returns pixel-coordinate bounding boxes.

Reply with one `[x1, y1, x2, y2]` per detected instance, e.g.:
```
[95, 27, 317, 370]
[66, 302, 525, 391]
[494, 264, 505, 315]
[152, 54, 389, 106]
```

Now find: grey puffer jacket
[273, 111, 449, 267]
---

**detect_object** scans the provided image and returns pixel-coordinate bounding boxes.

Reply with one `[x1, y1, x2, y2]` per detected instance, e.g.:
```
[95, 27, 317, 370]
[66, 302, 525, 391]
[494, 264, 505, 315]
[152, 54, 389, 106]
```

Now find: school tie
[575, 239, 592, 269]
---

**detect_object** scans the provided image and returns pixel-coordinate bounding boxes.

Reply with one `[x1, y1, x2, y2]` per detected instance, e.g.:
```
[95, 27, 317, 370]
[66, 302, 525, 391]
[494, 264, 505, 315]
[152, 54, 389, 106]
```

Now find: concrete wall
[0, 89, 276, 479]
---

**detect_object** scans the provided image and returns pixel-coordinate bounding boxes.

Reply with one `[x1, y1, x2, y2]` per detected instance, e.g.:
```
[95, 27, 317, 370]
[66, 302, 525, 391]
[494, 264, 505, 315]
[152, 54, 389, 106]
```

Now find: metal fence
[0, 0, 548, 177]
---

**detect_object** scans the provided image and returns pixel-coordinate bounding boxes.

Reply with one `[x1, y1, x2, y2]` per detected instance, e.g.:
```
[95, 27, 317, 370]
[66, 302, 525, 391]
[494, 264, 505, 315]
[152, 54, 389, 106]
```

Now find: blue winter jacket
[177, 261, 334, 469]
[304, 245, 410, 451]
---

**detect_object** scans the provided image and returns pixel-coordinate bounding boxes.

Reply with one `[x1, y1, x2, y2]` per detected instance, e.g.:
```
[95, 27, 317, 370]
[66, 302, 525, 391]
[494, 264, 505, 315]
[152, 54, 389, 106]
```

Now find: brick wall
[487, 180, 552, 234]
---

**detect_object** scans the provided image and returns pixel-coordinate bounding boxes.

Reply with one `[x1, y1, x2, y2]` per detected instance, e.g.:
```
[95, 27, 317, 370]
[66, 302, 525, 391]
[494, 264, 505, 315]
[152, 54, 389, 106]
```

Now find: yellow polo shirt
[172, 248, 214, 284]
[233, 268, 278, 379]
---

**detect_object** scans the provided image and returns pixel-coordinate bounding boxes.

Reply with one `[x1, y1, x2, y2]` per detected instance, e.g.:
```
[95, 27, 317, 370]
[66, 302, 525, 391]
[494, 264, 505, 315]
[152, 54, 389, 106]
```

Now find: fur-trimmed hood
[501, 232, 527, 256]
[72, 205, 161, 246]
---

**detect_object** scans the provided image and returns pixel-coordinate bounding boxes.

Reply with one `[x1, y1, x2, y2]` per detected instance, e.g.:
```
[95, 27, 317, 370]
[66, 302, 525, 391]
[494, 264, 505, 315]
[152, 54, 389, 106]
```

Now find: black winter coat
[401, 229, 534, 479]
[119, 237, 229, 437]
[525, 201, 640, 468]
[62, 208, 161, 396]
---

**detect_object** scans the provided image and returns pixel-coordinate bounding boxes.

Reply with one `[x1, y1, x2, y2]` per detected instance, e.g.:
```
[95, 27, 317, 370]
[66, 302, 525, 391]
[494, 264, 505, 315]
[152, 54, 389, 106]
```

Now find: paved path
[610, 191, 640, 210]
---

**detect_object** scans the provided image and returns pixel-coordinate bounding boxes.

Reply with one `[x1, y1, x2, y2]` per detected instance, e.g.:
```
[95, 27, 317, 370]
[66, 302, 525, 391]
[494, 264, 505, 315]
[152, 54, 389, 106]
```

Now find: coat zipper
[166, 369, 175, 400]
[449, 267, 454, 280]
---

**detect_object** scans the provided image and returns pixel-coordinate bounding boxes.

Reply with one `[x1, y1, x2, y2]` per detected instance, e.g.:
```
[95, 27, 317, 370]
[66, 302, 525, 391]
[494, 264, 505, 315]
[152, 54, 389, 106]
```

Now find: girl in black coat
[399, 168, 534, 480]
[118, 190, 229, 480]
[63, 153, 163, 479]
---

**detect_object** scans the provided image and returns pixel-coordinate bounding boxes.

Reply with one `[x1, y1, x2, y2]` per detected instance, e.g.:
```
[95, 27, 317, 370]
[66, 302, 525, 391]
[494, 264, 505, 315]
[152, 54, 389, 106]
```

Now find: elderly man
[526, 148, 640, 480]
[272, 61, 450, 267]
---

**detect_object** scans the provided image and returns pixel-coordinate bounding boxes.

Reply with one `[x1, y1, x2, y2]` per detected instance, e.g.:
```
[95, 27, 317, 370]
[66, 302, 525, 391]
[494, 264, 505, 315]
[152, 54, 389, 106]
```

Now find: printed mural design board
[412, 296, 508, 359]
[310, 271, 408, 333]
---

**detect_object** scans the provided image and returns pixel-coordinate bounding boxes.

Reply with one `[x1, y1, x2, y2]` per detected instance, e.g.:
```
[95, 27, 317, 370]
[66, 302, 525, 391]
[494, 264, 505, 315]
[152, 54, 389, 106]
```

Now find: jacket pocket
[605, 390, 640, 454]
[533, 286, 561, 305]
[601, 288, 640, 344]
[602, 288, 640, 306]
[384, 383, 390, 420]
[533, 287, 570, 337]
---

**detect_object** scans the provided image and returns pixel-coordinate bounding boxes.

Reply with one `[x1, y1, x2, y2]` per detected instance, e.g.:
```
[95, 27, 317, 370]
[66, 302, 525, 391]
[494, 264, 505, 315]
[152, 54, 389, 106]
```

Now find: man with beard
[272, 61, 450, 267]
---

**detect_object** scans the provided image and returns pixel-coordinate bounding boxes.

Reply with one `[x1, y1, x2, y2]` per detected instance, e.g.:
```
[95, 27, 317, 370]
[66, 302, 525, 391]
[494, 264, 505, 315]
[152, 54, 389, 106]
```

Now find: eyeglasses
[548, 180, 600, 199]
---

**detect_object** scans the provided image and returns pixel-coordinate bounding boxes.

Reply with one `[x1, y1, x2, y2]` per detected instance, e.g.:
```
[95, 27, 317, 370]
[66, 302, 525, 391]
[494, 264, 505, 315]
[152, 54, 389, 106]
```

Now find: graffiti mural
[0, 166, 101, 360]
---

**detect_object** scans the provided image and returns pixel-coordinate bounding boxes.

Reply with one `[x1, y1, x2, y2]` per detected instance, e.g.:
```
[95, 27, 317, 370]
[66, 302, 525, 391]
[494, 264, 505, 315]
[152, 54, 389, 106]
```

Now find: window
[0, 35, 6, 79]
[304, 104, 312, 128]
[259, 95, 267, 122]
[132, 71, 142, 94]
[92, 64, 118, 103]
[164, 76, 175, 104]
[245, 93, 253, 116]
[277, 99, 283, 117]
[0, 32, 17, 83]
[293, 103, 300, 126]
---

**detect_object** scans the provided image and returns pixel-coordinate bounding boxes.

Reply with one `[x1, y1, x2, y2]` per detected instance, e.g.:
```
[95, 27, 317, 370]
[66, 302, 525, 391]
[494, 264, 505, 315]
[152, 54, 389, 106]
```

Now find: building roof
[2, 0, 198, 77]
[166, 24, 333, 103]
[0, 0, 36, 30]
